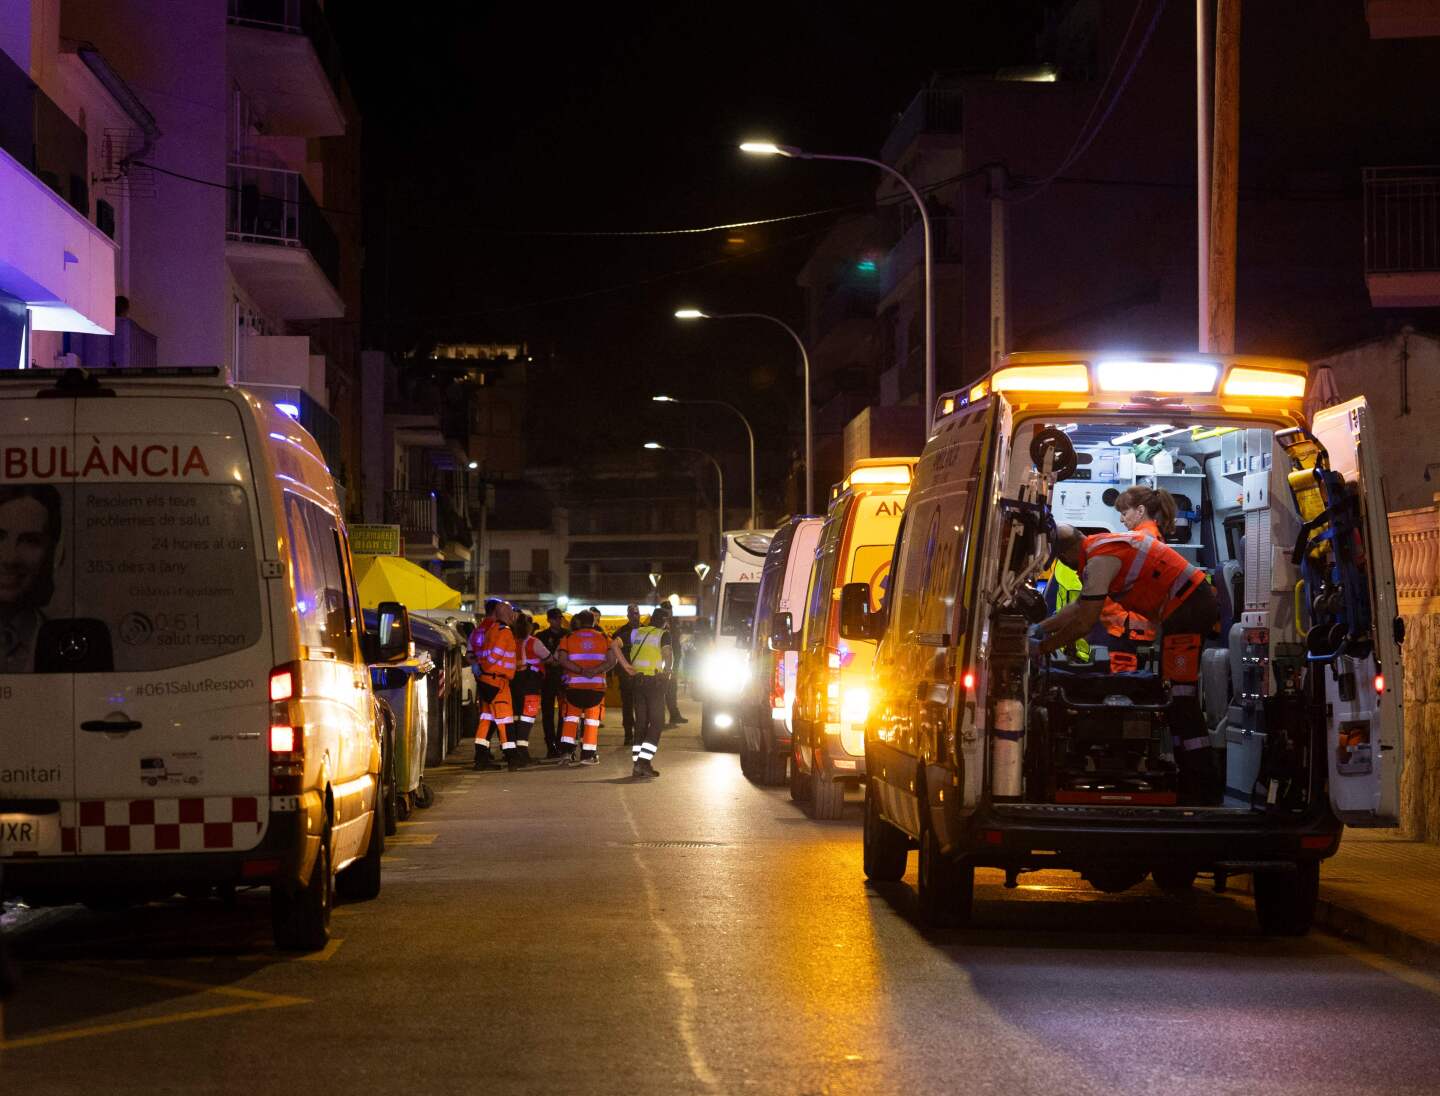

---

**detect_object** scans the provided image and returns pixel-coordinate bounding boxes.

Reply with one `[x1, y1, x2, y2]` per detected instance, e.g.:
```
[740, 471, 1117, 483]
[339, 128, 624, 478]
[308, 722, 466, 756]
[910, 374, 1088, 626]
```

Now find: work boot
[473, 744, 497, 771]
[505, 748, 522, 771]
[579, 751, 600, 766]
[632, 760, 647, 778]
[516, 745, 532, 768]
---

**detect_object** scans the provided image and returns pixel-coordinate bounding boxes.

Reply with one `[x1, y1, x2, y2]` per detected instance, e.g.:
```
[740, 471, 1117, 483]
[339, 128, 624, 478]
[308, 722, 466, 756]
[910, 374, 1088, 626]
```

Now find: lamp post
[652, 394, 755, 529]
[675, 308, 814, 516]
[740, 140, 936, 435]
[645, 442, 724, 557]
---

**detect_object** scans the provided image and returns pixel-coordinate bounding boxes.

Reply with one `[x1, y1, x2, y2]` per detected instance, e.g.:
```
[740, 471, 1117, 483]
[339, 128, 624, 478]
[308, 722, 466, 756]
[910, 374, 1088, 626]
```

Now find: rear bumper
[815, 731, 866, 782]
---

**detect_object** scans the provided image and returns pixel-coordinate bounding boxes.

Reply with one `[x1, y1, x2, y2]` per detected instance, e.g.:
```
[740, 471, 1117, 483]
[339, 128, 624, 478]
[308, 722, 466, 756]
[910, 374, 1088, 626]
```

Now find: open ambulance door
[1311, 397, 1404, 827]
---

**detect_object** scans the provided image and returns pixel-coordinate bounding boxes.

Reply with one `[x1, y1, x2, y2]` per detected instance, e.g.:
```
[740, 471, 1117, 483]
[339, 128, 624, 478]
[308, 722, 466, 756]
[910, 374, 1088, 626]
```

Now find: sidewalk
[1307, 830, 1440, 966]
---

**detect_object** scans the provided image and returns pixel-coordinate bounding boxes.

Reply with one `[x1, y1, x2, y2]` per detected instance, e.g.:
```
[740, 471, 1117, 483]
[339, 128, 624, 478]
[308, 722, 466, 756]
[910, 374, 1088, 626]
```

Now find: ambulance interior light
[1221, 366, 1307, 399]
[1096, 359, 1219, 394]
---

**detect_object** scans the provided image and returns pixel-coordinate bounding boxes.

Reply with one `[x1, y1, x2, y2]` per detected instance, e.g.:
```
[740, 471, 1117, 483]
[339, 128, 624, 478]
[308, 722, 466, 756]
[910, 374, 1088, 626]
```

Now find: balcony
[386, 489, 471, 558]
[0, 48, 114, 337]
[880, 88, 964, 166]
[235, 333, 325, 396]
[72, 317, 158, 367]
[488, 570, 556, 596]
[1364, 166, 1440, 308]
[878, 217, 961, 300]
[226, 0, 346, 136]
[225, 162, 343, 319]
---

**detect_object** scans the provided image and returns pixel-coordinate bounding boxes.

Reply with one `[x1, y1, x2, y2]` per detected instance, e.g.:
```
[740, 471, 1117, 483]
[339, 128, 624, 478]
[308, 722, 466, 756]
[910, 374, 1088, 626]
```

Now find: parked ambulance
[791, 458, 916, 818]
[0, 367, 402, 951]
[852, 351, 1402, 934]
[696, 529, 773, 749]
[739, 515, 822, 785]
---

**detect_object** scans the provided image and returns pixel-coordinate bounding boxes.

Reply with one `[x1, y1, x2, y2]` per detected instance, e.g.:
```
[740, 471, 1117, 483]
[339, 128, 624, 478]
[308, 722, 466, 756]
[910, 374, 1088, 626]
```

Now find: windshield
[720, 582, 759, 639]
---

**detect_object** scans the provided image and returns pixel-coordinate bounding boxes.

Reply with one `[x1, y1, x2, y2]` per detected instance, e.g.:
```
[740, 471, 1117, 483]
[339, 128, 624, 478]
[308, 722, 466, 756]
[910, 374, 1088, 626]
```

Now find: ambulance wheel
[337, 809, 383, 902]
[700, 706, 723, 751]
[760, 748, 788, 787]
[789, 752, 812, 803]
[1253, 861, 1319, 936]
[917, 823, 973, 928]
[272, 831, 333, 952]
[811, 767, 845, 820]
[739, 736, 758, 781]
[863, 786, 908, 882]
[396, 793, 412, 823]
[1152, 865, 1198, 895]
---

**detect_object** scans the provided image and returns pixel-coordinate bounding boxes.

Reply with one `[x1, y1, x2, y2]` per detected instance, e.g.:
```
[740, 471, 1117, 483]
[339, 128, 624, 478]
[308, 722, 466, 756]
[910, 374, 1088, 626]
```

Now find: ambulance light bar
[1220, 366, 1307, 399]
[1096, 359, 1219, 394]
[845, 464, 913, 488]
[990, 363, 1090, 394]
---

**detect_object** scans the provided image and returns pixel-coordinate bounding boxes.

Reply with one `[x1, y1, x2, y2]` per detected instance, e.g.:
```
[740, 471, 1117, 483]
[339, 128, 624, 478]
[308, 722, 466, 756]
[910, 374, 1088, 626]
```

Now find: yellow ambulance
[791, 457, 916, 818]
[848, 352, 1402, 933]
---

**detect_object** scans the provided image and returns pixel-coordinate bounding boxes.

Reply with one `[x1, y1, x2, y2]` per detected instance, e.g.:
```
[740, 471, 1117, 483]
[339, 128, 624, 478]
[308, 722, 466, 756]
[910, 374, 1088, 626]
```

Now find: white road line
[619, 792, 719, 1091]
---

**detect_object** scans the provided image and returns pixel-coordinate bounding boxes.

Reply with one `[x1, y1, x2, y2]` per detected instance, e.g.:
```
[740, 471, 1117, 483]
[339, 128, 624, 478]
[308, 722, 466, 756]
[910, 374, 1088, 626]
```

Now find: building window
[96, 199, 116, 239]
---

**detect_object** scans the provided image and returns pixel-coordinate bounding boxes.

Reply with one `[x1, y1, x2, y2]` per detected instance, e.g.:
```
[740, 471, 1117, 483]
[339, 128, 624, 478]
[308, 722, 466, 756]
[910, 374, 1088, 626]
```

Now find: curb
[1310, 895, 1440, 970]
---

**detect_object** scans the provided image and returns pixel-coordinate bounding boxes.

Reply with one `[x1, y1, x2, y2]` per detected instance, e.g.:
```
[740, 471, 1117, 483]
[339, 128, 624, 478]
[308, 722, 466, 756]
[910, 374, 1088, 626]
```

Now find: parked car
[408, 610, 471, 765]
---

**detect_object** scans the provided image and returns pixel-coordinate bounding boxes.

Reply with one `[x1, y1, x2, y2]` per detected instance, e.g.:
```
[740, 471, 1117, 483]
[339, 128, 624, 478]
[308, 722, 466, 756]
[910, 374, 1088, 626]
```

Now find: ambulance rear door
[69, 396, 274, 857]
[1311, 396, 1404, 826]
[0, 396, 76, 862]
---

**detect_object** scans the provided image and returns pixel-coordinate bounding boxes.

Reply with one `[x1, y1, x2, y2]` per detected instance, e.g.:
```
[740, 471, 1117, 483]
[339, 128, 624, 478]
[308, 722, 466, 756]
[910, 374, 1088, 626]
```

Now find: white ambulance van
[851, 352, 1403, 934]
[696, 529, 773, 749]
[0, 367, 399, 951]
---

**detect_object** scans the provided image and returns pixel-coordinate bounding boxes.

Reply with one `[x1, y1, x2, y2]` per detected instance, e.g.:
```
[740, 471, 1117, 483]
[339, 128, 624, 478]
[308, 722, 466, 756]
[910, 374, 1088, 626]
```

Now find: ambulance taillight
[269, 663, 304, 793]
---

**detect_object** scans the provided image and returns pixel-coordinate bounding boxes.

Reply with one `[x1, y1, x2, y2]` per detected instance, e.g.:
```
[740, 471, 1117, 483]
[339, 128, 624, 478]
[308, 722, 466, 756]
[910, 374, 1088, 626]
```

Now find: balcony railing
[0, 47, 88, 217]
[385, 489, 471, 549]
[227, 0, 344, 101]
[880, 88, 964, 165]
[488, 570, 556, 594]
[72, 317, 158, 369]
[1364, 166, 1440, 274]
[226, 162, 340, 290]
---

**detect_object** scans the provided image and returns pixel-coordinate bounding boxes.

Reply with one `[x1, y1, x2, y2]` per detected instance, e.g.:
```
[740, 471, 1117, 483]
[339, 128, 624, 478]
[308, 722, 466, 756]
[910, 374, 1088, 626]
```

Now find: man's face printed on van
[0, 496, 54, 611]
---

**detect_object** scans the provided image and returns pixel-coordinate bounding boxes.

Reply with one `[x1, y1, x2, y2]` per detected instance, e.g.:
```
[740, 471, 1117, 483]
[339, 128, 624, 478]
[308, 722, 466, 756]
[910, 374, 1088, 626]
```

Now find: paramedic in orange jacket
[473, 600, 519, 770]
[554, 610, 615, 766]
[1037, 524, 1221, 803]
[1101, 486, 1176, 672]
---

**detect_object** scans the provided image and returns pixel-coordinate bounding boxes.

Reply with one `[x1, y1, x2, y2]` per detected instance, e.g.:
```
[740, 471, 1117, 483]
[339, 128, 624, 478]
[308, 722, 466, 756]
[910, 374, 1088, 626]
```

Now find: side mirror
[768, 611, 795, 652]
[364, 600, 412, 664]
[838, 582, 876, 641]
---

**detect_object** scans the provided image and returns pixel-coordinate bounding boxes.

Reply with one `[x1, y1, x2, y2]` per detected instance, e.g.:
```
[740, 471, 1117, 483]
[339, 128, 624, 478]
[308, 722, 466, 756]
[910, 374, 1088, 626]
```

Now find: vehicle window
[74, 484, 262, 671]
[804, 536, 839, 651]
[720, 582, 759, 639]
[849, 544, 895, 613]
[284, 494, 353, 658]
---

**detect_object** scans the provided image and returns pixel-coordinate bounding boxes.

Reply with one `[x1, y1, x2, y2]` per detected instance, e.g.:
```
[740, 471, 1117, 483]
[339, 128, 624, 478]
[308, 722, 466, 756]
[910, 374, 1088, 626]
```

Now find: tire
[1152, 865, 1198, 895]
[272, 830, 333, 952]
[1254, 861, 1320, 936]
[917, 822, 973, 928]
[738, 734, 758, 781]
[759, 747, 788, 787]
[376, 700, 399, 837]
[337, 807, 383, 901]
[862, 785, 909, 882]
[810, 764, 845, 820]
[700, 706, 722, 752]
[415, 781, 435, 809]
[789, 750, 811, 803]
[396, 792, 413, 823]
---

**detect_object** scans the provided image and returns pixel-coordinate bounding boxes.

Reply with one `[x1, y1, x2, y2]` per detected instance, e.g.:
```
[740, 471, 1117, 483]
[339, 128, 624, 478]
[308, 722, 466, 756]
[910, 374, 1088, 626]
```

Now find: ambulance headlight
[840, 686, 871, 726]
[700, 649, 749, 698]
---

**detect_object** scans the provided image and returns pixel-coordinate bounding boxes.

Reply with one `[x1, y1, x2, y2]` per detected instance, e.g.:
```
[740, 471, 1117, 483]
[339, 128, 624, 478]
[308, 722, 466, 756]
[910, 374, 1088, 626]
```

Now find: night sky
[330, 2, 1063, 492]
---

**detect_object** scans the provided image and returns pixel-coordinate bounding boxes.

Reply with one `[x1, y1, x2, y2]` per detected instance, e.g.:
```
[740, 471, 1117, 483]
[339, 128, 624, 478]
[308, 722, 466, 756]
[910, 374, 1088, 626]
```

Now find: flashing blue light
[297, 599, 309, 613]
[276, 402, 301, 418]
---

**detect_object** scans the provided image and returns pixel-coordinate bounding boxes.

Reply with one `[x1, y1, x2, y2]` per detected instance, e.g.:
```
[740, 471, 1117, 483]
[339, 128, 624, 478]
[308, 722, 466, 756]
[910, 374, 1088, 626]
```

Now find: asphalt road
[4, 697, 1440, 1094]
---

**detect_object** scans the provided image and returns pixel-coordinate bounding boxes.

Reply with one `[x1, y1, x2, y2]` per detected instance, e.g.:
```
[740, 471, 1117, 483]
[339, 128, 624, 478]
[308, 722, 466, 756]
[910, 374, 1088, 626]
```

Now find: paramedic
[474, 600, 519, 771]
[1036, 524, 1222, 803]
[1102, 486, 1176, 672]
[555, 611, 614, 766]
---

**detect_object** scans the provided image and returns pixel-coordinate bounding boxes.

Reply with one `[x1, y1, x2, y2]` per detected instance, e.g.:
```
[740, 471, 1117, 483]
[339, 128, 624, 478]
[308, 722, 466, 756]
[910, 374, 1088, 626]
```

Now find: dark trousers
[540, 673, 563, 752]
[665, 669, 681, 722]
[634, 674, 667, 753]
[1160, 583, 1221, 800]
[619, 672, 636, 733]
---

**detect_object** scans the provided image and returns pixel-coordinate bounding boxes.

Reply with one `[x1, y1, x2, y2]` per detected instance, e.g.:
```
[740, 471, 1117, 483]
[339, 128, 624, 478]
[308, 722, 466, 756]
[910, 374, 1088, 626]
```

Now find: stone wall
[1391, 500, 1440, 842]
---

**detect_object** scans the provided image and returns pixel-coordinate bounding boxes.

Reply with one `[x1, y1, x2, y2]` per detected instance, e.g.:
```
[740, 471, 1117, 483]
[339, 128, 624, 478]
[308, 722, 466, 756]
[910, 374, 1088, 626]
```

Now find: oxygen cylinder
[991, 697, 1026, 798]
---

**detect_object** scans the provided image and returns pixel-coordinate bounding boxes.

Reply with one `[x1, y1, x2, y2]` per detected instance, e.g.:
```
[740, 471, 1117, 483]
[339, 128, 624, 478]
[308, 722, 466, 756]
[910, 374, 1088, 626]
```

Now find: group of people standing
[467, 601, 685, 780]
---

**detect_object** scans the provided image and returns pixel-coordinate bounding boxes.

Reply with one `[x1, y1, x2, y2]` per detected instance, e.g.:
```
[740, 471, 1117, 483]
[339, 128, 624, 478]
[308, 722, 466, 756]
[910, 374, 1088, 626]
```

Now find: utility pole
[1207, 0, 1240, 354]
[988, 165, 1009, 370]
[1196, 0, 1212, 351]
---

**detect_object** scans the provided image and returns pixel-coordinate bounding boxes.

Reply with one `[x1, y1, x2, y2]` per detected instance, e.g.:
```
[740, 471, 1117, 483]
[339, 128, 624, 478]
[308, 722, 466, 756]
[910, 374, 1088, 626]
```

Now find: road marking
[387, 832, 438, 847]
[619, 793, 719, 1091]
[0, 968, 307, 1051]
[296, 937, 344, 962]
[1327, 937, 1440, 998]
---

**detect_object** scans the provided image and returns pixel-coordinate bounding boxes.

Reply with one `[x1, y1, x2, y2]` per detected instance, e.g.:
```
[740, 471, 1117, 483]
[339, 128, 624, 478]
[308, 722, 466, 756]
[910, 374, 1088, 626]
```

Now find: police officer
[616, 603, 642, 744]
[1036, 524, 1221, 803]
[617, 606, 673, 778]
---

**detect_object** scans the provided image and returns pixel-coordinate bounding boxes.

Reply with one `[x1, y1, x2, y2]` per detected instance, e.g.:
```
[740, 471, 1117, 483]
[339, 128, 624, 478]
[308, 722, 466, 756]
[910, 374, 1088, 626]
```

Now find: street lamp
[741, 139, 936, 435]
[651, 393, 756, 529]
[645, 441, 724, 556]
[674, 308, 814, 516]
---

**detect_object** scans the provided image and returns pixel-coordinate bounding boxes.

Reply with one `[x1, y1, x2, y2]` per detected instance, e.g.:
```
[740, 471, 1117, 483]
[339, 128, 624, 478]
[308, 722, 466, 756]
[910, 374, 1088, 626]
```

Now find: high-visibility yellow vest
[1050, 561, 1091, 662]
[628, 626, 667, 675]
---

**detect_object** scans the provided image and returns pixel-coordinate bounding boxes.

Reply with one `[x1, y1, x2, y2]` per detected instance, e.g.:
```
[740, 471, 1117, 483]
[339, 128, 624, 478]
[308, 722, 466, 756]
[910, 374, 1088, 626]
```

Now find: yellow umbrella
[354, 555, 464, 611]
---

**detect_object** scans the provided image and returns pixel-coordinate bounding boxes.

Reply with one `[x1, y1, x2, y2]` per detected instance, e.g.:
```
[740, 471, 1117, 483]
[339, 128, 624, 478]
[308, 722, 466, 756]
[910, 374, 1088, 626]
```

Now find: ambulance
[791, 458, 916, 819]
[0, 367, 399, 951]
[851, 352, 1403, 934]
[696, 529, 773, 749]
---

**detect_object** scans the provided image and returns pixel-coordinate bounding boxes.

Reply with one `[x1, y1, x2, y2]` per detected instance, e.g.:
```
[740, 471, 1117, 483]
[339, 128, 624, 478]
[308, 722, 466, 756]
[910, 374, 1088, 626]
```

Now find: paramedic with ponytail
[1101, 485, 1177, 672]
[1035, 523, 1222, 804]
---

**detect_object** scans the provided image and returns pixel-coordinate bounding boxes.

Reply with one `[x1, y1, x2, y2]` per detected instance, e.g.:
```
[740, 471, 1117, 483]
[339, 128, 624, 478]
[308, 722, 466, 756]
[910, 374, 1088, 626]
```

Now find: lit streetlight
[651, 394, 756, 529]
[674, 308, 814, 515]
[645, 442, 724, 556]
[741, 139, 937, 435]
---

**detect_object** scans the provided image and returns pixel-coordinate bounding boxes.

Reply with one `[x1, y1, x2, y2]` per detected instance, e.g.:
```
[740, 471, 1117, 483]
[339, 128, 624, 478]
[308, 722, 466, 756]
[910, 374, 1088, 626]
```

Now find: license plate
[0, 812, 61, 856]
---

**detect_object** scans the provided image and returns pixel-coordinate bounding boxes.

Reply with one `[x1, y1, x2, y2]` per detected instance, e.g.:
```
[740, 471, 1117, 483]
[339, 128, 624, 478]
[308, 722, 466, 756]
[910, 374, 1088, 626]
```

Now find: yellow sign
[350, 524, 402, 556]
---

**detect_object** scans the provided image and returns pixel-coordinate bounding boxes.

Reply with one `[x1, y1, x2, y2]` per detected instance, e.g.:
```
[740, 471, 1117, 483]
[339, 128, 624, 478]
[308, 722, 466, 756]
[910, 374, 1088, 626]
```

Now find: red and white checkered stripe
[63, 797, 266, 855]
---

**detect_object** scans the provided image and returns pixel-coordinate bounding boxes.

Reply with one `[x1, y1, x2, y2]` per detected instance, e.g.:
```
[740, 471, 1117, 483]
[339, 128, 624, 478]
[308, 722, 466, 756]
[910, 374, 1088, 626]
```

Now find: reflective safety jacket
[1101, 519, 1159, 641]
[479, 624, 517, 680]
[468, 616, 496, 666]
[1078, 531, 1203, 623]
[520, 635, 548, 673]
[559, 628, 610, 688]
[1048, 562, 1091, 662]
[627, 626, 668, 675]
